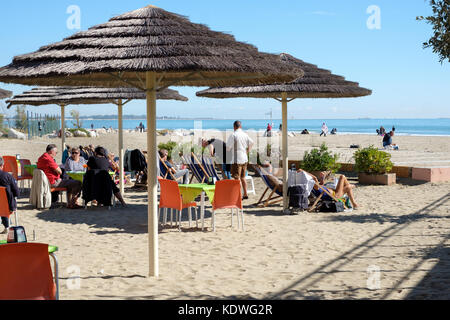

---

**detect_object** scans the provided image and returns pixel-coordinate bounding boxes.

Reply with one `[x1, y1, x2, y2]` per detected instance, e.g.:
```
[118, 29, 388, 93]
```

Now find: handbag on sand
[319, 200, 345, 213]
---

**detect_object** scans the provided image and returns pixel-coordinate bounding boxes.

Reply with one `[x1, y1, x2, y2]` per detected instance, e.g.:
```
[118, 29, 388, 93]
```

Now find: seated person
[159, 149, 189, 184]
[382, 131, 399, 150]
[297, 169, 360, 209]
[301, 129, 309, 135]
[330, 128, 337, 135]
[37, 144, 83, 209]
[65, 147, 87, 172]
[0, 157, 19, 234]
[61, 145, 71, 165]
[87, 147, 126, 207]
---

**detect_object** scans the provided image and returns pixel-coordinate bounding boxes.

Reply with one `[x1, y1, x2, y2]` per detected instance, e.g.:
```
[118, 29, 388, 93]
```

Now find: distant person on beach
[201, 138, 231, 179]
[0, 157, 19, 234]
[266, 123, 272, 137]
[392, 126, 396, 132]
[379, 126, 386, 136]
[227, 121, 254, 200]
[330, 128, 337, 135]
[382, 131, 399, 150]
[301, 129, 309, 135]
[91, 123, 94, 130]
[320, 123, 328, 137]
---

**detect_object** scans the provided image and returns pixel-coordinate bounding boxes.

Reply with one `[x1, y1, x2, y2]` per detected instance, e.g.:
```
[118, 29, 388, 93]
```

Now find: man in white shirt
[227, 121, 254, 199]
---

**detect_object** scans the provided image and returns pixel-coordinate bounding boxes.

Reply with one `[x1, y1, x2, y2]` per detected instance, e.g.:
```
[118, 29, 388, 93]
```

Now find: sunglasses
[72, 152, 79, 155]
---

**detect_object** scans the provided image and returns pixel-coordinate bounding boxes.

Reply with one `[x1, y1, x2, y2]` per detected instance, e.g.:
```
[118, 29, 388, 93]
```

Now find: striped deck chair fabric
[201, 157, 221, 181]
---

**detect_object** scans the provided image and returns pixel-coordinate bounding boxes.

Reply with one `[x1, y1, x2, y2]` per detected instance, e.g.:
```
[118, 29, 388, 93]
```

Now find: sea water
[77, 118, 450, 136]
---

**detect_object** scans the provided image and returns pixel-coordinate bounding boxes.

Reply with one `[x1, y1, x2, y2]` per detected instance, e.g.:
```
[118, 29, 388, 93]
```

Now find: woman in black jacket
[87, 147, 126, 207]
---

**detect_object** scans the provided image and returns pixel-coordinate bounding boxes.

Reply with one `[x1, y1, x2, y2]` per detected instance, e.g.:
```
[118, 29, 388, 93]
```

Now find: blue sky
[0, 0, 448, 119]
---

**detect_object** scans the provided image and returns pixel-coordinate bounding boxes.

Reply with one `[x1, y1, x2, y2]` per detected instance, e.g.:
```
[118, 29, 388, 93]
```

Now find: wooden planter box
[358, 173, 396, 185]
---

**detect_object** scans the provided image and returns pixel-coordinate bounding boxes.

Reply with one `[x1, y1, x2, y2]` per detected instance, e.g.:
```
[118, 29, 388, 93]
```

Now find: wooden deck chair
[182, 154, 209, 184]
[252, 165, 283, 207]
[159, 157, 183, 183]
[307, 181, 349, 212]
[201, 156, 221, 181]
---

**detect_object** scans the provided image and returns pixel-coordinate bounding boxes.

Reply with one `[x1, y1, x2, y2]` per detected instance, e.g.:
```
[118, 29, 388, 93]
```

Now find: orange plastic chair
[3, 156, 19, 180]
[0, 243, 57, 300]
[211, 180, 244, 232]
[159, 179, 198, 231]
[0, 186, 18, 226]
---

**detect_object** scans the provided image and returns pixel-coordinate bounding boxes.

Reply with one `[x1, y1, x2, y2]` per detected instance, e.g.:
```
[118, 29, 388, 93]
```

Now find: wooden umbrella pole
[118, 99, 124, 195]
[281, 93, 289, 213]
[146, 71, 159, 277]
[61, 104, 66, 152]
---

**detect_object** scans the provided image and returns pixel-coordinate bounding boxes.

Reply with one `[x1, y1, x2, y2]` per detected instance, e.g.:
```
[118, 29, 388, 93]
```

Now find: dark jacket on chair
[82, 169, 113, 206]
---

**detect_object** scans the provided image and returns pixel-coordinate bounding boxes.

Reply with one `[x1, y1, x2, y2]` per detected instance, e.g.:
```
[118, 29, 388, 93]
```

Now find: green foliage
[70, 109, 83, 129]
[14, 106, 28, 132]
[158, 141, 178, 160]
[417, 0, 450, 63]
[68, 128, 90, 135]
[353, 146, 393, 174]
[300, 143, 341, 173]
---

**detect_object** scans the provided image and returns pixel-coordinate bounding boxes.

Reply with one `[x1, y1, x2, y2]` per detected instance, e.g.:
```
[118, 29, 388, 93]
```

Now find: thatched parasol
[0, 88, 12, 99]
[6, 86, 188, 194]
[0, 5, 303, 277]
[197, 53, 372, 212]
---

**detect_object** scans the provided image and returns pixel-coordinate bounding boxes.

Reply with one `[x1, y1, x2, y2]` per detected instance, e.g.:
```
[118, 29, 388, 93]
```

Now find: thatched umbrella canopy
[197, 53, 372, 213]
[0, 88, 12, 99]
[6, 86, 188, 194]
[0, 5, 303, 277]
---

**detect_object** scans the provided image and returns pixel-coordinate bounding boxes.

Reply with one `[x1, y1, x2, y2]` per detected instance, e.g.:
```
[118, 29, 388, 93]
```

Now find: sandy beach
[1, 132, 450, 300]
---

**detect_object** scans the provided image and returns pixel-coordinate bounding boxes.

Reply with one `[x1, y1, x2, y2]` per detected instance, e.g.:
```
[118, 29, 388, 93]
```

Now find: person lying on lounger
[296, 169, 360, 209]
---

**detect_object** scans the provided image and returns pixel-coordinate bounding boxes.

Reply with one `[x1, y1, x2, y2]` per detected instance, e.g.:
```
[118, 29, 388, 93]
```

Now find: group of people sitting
[37, 144, 126, 209]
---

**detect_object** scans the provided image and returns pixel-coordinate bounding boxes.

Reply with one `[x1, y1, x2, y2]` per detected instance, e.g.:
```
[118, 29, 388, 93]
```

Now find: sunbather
[159, 149, 189, 184]
[297, 169, 360, 209]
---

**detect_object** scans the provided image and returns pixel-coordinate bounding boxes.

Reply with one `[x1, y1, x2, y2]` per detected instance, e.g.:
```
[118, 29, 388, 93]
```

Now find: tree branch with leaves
[417, 0, 450, 63]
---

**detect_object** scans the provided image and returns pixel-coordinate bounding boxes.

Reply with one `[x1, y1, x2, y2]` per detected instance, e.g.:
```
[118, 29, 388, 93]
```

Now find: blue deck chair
[182, 154, 209, 183]
[159, 157, 182, 182]
[201, 157, 222, 181]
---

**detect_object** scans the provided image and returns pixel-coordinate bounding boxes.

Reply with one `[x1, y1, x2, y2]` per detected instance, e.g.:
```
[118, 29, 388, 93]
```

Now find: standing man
[227, 121, 254, 200]
[320, 122, 328, 137]
[0, 157, 19, 234]
[201, 137, 231, 179]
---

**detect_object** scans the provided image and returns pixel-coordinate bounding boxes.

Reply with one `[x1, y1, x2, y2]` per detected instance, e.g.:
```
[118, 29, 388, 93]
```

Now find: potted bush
[353, 146, 395, 185]
[300, 143, 341, 182]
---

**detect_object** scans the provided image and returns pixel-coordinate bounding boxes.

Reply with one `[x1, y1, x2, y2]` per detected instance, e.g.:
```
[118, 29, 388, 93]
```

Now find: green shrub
[158, 141, 178, 160]
[300, 143, 341, 173]
[353, 146, 393, 174]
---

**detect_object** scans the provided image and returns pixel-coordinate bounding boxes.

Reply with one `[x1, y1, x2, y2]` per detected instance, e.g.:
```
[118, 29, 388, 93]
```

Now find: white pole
[146, 72, 158, 277]
[118, 100, 124, 195]
[61, 104, 66, 152]
[281, 93, 289, 213]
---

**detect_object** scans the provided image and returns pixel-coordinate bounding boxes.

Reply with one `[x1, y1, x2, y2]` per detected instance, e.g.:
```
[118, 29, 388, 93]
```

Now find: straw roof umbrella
[197, 53, 372, 213]
[0, 5, 303, 277]
[0, 88, 12, 99]
[6, 86, 188, 194]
